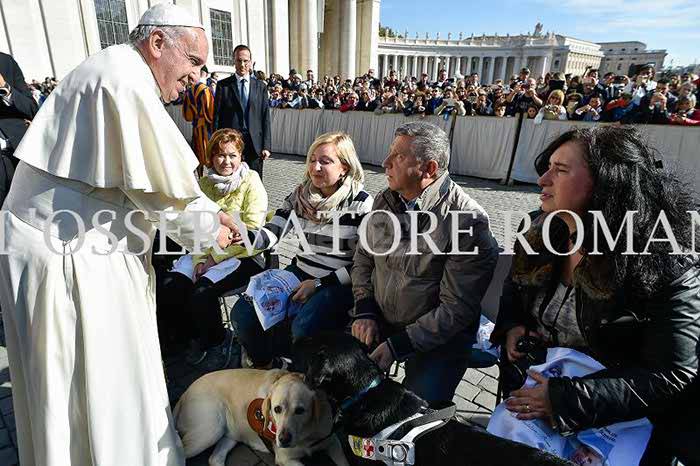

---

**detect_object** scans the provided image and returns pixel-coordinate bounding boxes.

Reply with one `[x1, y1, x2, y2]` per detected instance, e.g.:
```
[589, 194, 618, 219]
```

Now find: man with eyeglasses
[0, 4, 241, 465]
[214, 44, 272, 179]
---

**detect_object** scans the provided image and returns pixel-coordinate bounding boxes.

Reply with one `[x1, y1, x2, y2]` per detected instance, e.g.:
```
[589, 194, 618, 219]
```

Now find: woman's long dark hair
[534, 126, 698, 298]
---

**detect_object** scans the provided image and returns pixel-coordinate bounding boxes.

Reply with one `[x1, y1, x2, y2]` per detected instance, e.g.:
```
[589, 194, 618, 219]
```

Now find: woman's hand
[504, 325, 541, 362]
[505, 370, 553, 421]
[291, 279, 318, 303]
[194, 255, 216, 281]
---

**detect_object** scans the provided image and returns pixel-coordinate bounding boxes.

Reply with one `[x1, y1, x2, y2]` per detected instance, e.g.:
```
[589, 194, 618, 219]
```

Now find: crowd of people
[20, 58, 700, 128]
[262, 65, 700, 125]
[26, 76, 59, 106]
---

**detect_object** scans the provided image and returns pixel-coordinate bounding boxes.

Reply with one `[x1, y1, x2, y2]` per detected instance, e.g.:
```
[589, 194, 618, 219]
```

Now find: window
[617, 64, 622, 71]
[621, 48, 626, 51]
[94, 0, 129, 49]
[210, 9, 233, 67]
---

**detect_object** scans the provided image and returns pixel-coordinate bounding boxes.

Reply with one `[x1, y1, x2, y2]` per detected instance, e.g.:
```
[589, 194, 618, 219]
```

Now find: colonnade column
[339, 0, 356, 79]
[300, 0, 318, 77]
[486, 57, 495, 85]
[496, 56, 506, 82]
[539, 55, 549, 78]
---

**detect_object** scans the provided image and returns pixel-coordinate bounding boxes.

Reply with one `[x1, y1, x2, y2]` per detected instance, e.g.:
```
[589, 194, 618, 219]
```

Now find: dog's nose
[278, 429, 292, 447]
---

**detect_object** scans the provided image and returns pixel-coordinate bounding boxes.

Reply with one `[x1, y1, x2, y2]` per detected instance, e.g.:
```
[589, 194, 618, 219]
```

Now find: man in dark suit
[0, 52, 38, 205]
[214, 44, 271, 178]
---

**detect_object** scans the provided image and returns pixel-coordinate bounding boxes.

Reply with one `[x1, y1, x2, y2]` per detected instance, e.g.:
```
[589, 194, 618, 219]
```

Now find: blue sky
[380, 0, 699, 67]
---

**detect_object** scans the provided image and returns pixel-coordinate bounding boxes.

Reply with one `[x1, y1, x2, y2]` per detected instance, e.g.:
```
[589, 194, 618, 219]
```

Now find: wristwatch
[313, 278, 322, 289]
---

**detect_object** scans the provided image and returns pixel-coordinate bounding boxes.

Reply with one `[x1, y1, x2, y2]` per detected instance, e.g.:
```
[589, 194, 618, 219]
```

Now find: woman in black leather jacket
[491, 126, 700, 464]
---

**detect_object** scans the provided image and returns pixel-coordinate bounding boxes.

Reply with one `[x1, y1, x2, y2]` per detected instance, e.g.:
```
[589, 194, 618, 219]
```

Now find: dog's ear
[262, 396, 271, 424]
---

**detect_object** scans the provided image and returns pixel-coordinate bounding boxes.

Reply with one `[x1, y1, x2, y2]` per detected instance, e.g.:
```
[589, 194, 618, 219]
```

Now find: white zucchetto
[137, 3, 204, 29]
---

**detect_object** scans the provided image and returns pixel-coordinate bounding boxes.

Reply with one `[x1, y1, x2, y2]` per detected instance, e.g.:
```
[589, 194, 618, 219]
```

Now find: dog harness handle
[247, 398, 276, 452]
[348, 402, 456, 465]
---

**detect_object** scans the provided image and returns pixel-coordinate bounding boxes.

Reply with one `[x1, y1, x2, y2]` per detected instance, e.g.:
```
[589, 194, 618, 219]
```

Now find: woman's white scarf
[206, 162, 250, 196]
[292, 173, 364, 224]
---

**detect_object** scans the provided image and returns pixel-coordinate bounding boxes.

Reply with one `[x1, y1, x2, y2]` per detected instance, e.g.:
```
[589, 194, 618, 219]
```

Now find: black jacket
[213, 75, 271, 158]
[0, 52, 38, 151]
[492, 212, 700, 434]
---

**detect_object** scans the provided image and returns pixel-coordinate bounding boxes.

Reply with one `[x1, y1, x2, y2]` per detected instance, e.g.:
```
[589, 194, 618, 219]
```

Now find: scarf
[292, 173, 363, 224]
[206, 162, 250, 196]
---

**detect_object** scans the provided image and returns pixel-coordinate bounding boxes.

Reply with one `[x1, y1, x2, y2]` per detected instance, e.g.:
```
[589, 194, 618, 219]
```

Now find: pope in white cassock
[0, 4, 240, 466]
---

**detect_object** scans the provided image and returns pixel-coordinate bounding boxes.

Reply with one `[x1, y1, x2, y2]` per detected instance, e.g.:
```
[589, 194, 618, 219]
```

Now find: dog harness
[347, 403, 457, 466]
[247, 398, 277, 452]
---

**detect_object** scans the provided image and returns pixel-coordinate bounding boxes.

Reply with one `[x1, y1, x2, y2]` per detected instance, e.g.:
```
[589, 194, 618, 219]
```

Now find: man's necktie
[240, 78, 248, 112]
[240, 78, 249, 127]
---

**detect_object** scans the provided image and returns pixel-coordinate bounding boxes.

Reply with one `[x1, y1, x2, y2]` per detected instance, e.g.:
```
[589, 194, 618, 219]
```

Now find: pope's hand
[218, 212, 242, 241]
[261, 150, 271, 161]
[0, 73, 6, 88]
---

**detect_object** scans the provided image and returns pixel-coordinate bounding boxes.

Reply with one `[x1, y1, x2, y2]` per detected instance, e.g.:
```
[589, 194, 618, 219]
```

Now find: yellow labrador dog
[174, 369, 348, 466]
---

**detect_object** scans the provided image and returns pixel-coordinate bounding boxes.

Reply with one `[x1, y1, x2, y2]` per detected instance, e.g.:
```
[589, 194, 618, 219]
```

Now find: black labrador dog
[294, 333, 573, 466]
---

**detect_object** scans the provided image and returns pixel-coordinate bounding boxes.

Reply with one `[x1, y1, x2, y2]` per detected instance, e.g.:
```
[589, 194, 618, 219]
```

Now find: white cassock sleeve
[121, 188, 222, 252]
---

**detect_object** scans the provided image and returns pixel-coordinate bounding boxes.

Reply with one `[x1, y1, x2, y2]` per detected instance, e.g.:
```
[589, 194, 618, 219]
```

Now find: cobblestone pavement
[0, 154, 540, 466]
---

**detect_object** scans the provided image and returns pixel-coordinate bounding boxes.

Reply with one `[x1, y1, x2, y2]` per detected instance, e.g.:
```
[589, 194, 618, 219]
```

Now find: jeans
[401, 335, 472, 404]
[157, 257, 264, 350]
[231, 264, 354, 366]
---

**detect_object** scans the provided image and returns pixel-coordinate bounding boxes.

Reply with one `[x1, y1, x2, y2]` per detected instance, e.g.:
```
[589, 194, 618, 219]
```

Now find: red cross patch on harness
[363, 439, 375, 457]
[349, 435, 376, 459]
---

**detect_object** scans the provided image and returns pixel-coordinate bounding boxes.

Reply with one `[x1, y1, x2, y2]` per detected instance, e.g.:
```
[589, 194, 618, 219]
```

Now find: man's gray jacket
[351, 172, 498, 360]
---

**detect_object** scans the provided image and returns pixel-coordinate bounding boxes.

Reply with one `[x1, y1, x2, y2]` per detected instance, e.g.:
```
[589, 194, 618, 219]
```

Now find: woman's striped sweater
[246, 189, 373, 286]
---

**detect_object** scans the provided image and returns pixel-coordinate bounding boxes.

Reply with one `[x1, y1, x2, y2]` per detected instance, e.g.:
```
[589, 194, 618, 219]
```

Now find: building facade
[377, 24, 603, 84]
[0, 0, 379, 81]
[597, 41, 666, 76]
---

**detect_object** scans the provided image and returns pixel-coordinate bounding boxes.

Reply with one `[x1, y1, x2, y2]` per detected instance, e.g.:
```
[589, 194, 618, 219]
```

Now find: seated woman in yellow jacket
[158, 128, 268, 371]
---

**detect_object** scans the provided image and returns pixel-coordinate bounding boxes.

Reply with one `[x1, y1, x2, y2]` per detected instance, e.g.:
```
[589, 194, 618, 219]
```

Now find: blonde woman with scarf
[158, 128, 268, 371]
[232, 132, 373, 369]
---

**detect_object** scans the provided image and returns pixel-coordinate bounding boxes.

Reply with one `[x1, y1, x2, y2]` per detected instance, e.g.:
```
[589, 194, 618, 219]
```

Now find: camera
[515, 335, 543, 354]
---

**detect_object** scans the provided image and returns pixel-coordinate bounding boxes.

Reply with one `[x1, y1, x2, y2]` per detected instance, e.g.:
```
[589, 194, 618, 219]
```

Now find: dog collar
[339, 375, 383, 412]
[347, 403, 456, 465]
